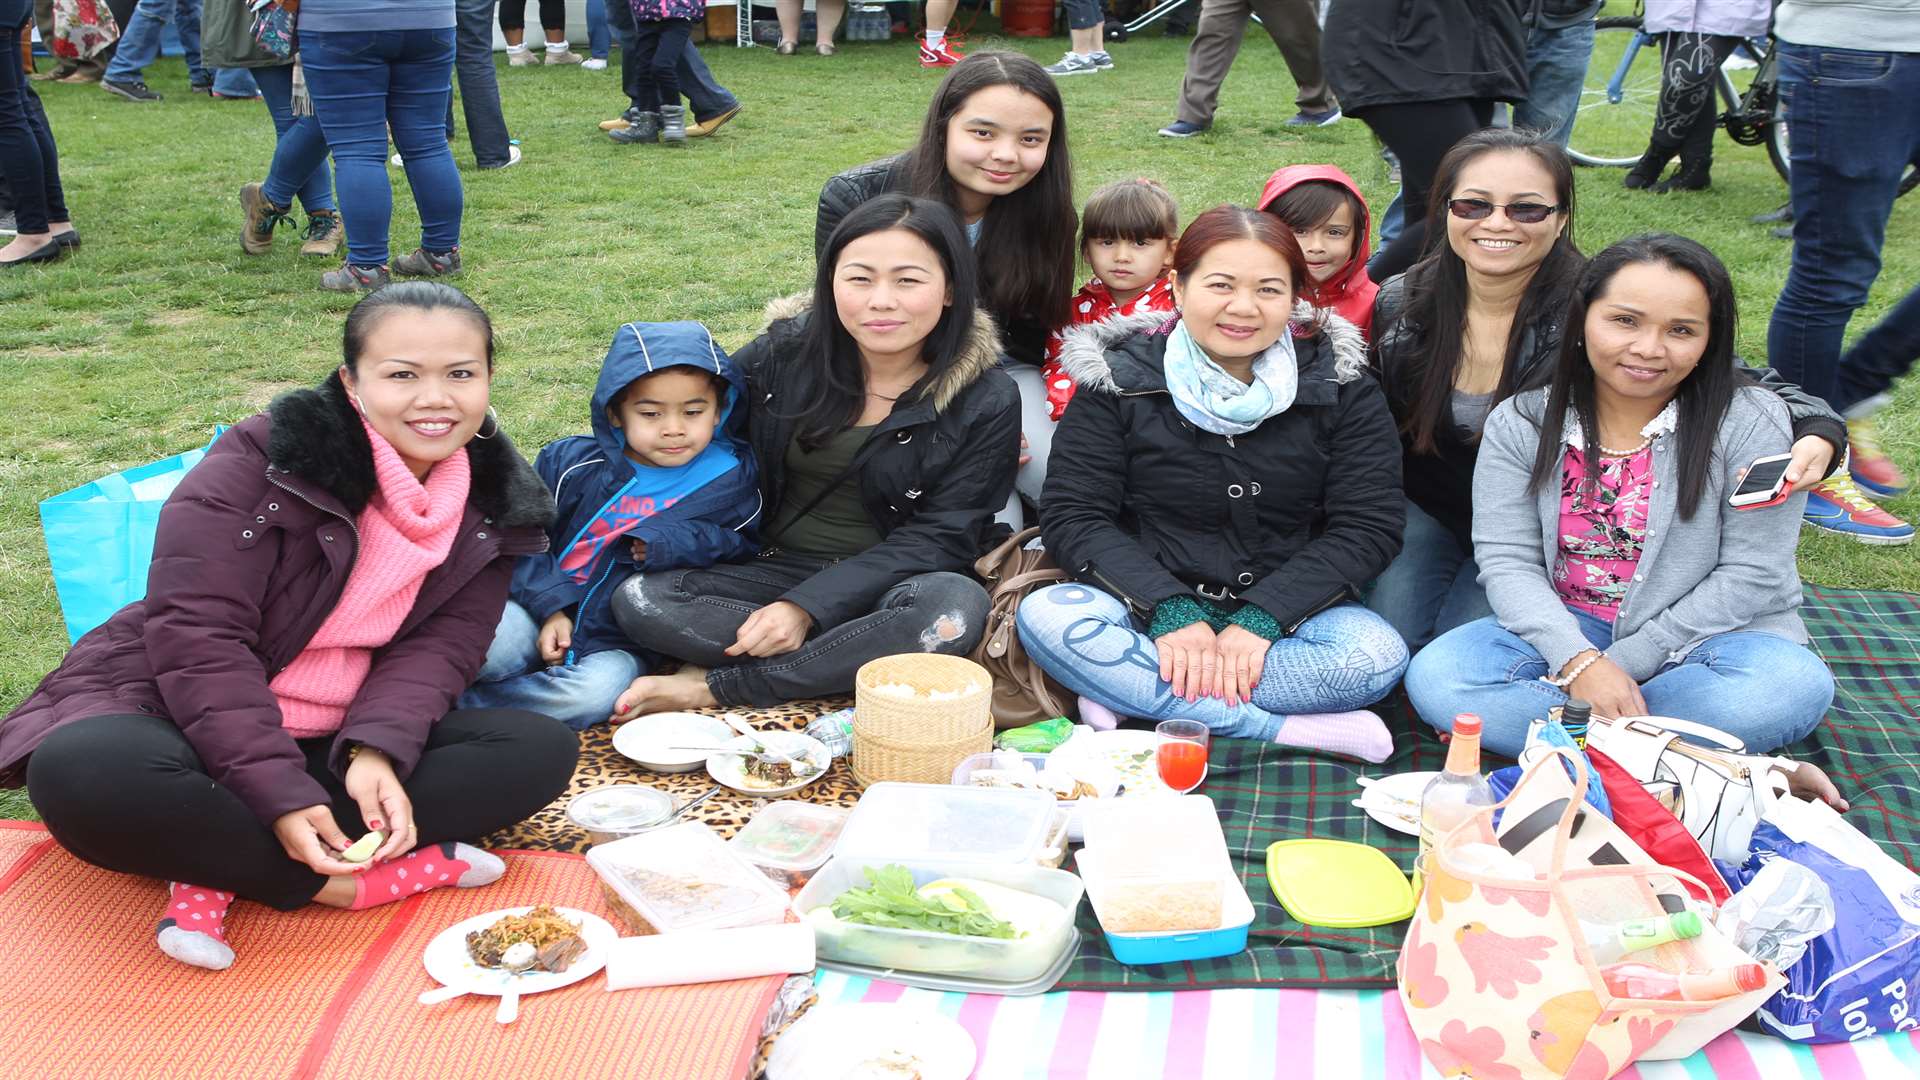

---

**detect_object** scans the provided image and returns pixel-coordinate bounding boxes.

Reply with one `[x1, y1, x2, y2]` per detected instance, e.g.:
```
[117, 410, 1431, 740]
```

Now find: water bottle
[806, 707, 854, 758]
[1600, 961, 1767, 1001]
[1580, 911, 1704, 964]
[1417, 714, 1496, 896]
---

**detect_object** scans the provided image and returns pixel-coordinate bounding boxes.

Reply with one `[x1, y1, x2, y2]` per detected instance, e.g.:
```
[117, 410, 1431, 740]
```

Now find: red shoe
[920, 37, 964, 67]
[1847, 416, 1911, 500]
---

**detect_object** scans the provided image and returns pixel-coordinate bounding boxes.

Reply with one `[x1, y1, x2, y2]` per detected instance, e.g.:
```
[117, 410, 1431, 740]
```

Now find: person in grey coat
[1406, 234, 1835, 757]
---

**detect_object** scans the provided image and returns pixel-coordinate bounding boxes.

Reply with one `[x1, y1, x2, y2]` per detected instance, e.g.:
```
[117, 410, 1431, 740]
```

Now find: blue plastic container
[1103, 916, 1252, 965]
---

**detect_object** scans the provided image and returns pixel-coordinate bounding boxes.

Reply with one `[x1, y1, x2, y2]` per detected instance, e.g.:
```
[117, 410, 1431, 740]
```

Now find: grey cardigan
[1474, 385, 1810, 682]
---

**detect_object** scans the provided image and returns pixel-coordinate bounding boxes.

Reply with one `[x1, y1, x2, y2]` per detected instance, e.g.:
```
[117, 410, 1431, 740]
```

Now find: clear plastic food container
[793, 856, 1085, 981]
[1076, 795, 1230, 933]
[1077, 849, 1255, 965]
[729, 802, 850, 889]
[838, 782, 1060, 866]
[566, 785, 677, 846]
[586, 821, 790, 935]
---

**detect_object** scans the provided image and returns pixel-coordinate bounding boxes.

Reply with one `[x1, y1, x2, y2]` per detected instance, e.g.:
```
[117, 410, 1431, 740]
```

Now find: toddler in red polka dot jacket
[1041, 179, 1181, 421]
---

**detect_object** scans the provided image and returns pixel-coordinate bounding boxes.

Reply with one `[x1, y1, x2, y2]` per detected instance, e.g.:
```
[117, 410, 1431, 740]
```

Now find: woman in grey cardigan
[1406, 235, 1835, 757]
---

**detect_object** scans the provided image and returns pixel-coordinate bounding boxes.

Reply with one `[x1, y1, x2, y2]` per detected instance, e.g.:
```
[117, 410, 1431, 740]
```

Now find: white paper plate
[768, 1004, 977, 1080]
[1353, 771, 1438, 836]
[612, 712, 736, 772]
[422, 906, 617, 998]
[1047, 728, 1174, 797]
[707, 731, 831, 797]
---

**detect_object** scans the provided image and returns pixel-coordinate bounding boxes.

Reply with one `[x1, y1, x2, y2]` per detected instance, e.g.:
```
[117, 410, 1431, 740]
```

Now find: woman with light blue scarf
[1018, 205, 1411, 762]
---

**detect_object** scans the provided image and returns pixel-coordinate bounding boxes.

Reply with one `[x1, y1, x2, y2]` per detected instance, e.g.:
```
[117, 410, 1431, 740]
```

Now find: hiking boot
[1803, 475, 1914, 545]
[239, 182, 292, 255]
[102, 79, 162, 102]
[319, 263, 391, 292]
[1847, 416, 1911, 500]
[920, 37, 964, 67]
[608, 111, 660, 144]
[659, 104, 688, 146]
[507, 47, 541, 67]
[1044, 52, 1102, 77]
[1285, 107, 1342, 127]
[544, 47, 585, 64]
[689, 104, 741, 138]
[600, 106, 641, 132]
[300, 212, 344, 257]
[393, 247, 461, 277]
[1158, 119, 1207, 138]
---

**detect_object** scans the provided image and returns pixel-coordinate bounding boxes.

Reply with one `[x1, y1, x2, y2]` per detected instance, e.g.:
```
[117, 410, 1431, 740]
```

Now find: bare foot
[609, 666, 715, 723]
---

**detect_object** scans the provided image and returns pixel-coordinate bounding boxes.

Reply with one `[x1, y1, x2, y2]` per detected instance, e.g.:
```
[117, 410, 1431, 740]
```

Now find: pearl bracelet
[1543, 651, 1602, 689]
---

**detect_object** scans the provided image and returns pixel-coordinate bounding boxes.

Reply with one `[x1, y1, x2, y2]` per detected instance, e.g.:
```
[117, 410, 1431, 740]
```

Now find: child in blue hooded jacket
[460, 321, 761, 729]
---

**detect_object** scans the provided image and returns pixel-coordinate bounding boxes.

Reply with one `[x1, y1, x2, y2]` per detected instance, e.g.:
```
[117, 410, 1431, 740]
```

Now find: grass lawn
[2, 25, 1915, 822]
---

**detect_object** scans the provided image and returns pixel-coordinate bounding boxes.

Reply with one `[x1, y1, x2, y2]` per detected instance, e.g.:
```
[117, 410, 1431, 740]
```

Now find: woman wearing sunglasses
[1365, 129, 1845, 656]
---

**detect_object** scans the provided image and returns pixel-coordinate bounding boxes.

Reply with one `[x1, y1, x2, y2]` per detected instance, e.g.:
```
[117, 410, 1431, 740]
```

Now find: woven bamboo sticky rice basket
[850, 654, 993, 787]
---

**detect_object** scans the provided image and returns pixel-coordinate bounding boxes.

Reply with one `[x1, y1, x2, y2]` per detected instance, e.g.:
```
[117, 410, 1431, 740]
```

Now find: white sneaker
[390, 152, 404, 167]
[582, 57, 608, 70]
[1043, 52, 1101, 76]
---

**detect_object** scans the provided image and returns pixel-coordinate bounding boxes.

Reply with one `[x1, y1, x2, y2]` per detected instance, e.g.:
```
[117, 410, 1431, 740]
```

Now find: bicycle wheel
[1568, 19, 1739, 168]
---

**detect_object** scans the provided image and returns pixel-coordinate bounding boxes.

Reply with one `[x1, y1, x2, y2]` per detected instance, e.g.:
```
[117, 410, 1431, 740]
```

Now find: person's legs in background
[209, 67, 257, 99]
[0, 8, 74, 266]
[679, 41, 741, 134]
[1164, 0, 1250, 135]
[387, 28, 463, 271]
[584, 0, 611, 66]
[1250, 0, 1337, 123]
[173, 0, 208, 89]
[535, 0, 582, 64]
[921, 0, 961, 66]
[1831, 283, 1919, 501]
[101, 0, 175, 97]
[1362, 98, 1494, 281]
[241, 62, 338, 256]
[499, 0, 542, 64]
[1512, 15, 1593, 147]
[301, 29, 402, 285]
[1767, 41, 1918, 544]
[1624, 32, 1735, 192]
[814, 0, 844, 52]
[453, 0, 515, 167]
[610, 16, 668, 144]
[648, 18, 694, 142]
[1044, 0, 1107, 77]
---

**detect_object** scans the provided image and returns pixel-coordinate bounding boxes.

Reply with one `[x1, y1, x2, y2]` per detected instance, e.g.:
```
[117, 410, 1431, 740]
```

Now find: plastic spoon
[658, 784, 723, 827]
[496, 982, 519, 1024]
[721, 714, 795, 765]
[417, 985, 469, 1006]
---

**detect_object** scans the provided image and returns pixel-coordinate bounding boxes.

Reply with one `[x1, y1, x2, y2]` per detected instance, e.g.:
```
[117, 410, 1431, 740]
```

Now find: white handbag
[1584, 714, 1796, 865]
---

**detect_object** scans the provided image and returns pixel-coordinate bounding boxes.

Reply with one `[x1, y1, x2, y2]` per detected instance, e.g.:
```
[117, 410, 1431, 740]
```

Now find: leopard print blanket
[484, 697, 860, 853]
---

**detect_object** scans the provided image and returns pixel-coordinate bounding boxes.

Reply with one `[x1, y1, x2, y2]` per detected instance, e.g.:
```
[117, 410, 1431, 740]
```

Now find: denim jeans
[104, 0, 205, 85]
[607, 0, 739, 120]
[0, 16, 67, 235]
[1377, 189, 1403, 248]
[1363, 497, 1490, 654]
[1765, 41, 1920, 409]
[631, 18, 693, 112]
[251, 64, 334, 214]
[1017, 585, 1410, 740]
[211, 67, 256, 97]
[993, 363, 1055, 531]
[586, 0, 611, 58]
[459, 602, 644, 731]
[1834, 283, 1920, 416]
[300, 28, 463, 268]
[1512, 16, 1593, 147]
[1405, 609, 1833, 758]
[451, 0, 513, 167]
[612, 552, 991, 707]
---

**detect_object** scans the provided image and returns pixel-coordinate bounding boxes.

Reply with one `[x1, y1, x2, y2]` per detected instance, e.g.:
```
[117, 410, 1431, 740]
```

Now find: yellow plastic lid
[1265, 839, 1416, 928]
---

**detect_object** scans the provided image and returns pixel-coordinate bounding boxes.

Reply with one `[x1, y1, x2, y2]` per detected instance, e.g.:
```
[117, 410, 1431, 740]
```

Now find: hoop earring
[473, 406, 500, 440]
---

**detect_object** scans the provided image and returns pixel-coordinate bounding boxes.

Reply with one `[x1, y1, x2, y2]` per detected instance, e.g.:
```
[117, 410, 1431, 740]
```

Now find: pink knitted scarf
[270, 420, 472, 737]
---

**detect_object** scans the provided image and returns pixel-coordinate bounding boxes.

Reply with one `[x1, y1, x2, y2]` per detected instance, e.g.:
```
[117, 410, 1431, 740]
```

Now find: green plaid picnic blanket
[1054, 585, 1920, 992]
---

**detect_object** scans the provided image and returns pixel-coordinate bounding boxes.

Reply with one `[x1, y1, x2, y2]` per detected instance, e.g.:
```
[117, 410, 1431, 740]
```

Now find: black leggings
[499, 0, 567, 33]
[1653, 32, 1738, 149]
[25, 711, 578, 911]
[1360, 98, 1497, 281]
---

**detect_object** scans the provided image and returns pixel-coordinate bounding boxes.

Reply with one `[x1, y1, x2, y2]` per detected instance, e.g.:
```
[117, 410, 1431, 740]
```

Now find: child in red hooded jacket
[1256, 165, 1379, 340]
[1040, 179, 1182, 421]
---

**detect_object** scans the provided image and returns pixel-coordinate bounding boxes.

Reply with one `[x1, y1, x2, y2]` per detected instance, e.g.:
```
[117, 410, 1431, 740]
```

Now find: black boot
[1653, 121, 1713, 193]
[1623, 139, 1679, 190]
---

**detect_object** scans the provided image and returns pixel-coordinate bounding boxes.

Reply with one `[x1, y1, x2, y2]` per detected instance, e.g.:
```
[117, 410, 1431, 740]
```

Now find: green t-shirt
[766, 426, 884, 559]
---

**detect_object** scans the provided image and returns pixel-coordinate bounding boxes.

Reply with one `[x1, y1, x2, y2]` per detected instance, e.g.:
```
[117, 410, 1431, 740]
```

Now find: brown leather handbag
[968, 527, 1075, 729]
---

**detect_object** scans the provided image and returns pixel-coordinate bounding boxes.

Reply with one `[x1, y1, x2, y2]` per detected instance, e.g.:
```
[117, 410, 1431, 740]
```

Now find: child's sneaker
[920, 36, 964, 67]
[1847, 416, 1910, 499]
[582, 57, 608, 70]
[1090, 50, 1115, 70]
[1804, 475, 1914, 545]
[1044, 52, 1101, 77]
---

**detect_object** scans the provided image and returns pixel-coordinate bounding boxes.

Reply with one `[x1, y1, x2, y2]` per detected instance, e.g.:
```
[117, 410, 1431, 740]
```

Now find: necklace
[1597, 436, 1653, 457]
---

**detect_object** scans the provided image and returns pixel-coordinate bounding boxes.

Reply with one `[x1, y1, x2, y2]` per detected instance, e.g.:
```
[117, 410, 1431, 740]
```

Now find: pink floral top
[1552, 443, 1655, 619]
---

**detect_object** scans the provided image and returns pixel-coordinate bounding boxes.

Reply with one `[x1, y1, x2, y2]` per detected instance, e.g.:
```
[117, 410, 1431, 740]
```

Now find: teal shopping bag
[38, 429, 227, 644]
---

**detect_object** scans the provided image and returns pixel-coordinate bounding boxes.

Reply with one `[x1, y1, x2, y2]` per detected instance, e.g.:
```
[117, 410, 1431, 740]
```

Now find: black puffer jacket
[1370, 275, 1849, 549]
[815, 155, 1052, 367]
[729, 294, 1022, 629]
[1042, 307, 1404, 634]
[1321, 0, 1530, 114]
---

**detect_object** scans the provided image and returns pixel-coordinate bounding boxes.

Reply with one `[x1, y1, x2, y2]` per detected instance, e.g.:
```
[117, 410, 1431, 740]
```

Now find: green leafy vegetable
[829, 865, 1020, 939]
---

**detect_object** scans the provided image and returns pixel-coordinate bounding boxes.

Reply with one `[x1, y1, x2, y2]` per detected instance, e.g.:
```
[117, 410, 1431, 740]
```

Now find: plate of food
[767, 1003, 977, 1080]
[420, 905, 618, 1023]
[706, 730, 830, 797]
[1044, 729, 1174, 799]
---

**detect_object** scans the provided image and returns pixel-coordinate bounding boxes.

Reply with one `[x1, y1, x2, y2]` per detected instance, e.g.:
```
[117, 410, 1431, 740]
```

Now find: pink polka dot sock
[1272, 709, 1395, 764]
[347, 842, 505, 911]
[157, 882, 236, 971]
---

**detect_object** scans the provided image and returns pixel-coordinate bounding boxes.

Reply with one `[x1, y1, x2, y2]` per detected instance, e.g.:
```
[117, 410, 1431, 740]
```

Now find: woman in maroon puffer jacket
[1, 283, 575, 971]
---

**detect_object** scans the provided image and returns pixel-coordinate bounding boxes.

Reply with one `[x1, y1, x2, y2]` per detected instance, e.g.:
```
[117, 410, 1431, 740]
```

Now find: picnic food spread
[465, 905, 587, 974]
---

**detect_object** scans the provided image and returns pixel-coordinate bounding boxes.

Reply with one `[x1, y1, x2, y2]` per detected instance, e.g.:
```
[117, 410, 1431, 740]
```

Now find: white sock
[508, 43, 532, 54]
[545, 40, 571, 52]
[925, 28, 946, 49]
[158, 925, 235, 971]
[453, 844, 507, 887]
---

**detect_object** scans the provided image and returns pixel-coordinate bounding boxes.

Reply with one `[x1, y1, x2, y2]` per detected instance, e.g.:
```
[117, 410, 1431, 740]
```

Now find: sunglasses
[1447, 198, 1562, 224]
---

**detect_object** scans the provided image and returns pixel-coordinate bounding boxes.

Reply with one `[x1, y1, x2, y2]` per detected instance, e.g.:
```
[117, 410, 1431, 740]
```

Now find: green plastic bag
[995, 716, 1073, 754]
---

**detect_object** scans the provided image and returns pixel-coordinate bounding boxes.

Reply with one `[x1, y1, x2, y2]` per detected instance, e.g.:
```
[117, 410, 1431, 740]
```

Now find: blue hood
[590, 320, 747, 462]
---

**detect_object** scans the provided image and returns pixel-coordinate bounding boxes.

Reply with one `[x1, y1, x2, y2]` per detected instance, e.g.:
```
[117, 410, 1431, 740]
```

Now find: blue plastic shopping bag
[37, 430, 226, 643]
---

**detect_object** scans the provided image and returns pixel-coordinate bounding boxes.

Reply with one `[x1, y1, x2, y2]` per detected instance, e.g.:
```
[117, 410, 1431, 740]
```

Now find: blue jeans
[1765, 41, 1920, 409]
[299, 28, 463, 268]
[631, 18, 692, 112]
[104, 0, 206, 85]
[451, 0, 513, 167]
[1405, 609, 1834, 758]
[1016, 585, 1410, 740]
[1835, 283, 1920, 416]
[1512, 16, 1593, 147]
[587, 0, 612, 59]
[251, 64, 334, 214]
[459, 602, 644, 731]
[1363, 497, 1490, 654]
[608, 0, 738, 120]
[0, 15, 67, 235]
[211, 67, 257, 97]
